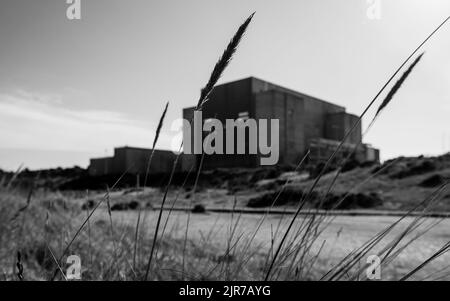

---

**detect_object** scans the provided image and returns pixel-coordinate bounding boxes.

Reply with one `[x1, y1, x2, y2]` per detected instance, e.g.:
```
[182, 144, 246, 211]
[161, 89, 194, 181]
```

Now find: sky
[0, 0, 450, 171]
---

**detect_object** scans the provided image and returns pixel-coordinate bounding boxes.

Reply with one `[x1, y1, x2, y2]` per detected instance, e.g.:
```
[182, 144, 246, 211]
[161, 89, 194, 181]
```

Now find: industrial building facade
[182, 77, 379, 170]
[89, 77, 379, 176]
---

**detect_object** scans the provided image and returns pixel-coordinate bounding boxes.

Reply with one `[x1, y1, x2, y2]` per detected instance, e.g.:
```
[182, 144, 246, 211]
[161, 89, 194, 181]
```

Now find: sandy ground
[102, 209, 450, 280]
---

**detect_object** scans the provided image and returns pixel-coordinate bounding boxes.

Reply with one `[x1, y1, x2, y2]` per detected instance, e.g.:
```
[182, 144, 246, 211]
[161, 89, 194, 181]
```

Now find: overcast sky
[0, 0, 450, 170]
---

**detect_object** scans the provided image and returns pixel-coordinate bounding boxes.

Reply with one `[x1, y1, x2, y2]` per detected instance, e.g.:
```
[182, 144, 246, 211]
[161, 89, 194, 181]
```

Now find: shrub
[192, 204, 206, 213]
[419, 174, 446, 188]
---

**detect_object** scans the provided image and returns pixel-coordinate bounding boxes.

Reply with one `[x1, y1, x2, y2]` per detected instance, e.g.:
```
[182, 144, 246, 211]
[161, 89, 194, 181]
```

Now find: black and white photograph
[1, 0, 450, 291]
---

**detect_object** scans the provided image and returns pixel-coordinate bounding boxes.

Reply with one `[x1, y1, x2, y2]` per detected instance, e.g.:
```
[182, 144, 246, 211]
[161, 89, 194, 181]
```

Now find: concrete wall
[112, 148, 128, 175]
[88, 147, 178, 176]
[364, 145, 380, 162]
[202, 77, 253, 120]
[325, 112, 362, 144]
[254, 90, 304, 165]
[192, 77, 258, 169]
[254, 87, 345, 166]
[180, 77, 376, 169]
[88, 157, 114, 176]
[191, 77, 349, 168]
[120, 147, 177, 175]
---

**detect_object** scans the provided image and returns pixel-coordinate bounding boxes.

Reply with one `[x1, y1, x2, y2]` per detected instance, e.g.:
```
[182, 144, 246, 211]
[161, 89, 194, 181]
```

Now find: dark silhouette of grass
[196, 13, 255, 110]
[143, 13, 255, 281]
[144, 102, 169, 187]
[264, 15, 450, 281]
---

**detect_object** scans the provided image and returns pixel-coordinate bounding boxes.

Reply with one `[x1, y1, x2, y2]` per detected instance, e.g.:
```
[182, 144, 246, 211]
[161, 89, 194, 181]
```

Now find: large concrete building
[182, 77, 379, 170]
[89, 77, 379, 177]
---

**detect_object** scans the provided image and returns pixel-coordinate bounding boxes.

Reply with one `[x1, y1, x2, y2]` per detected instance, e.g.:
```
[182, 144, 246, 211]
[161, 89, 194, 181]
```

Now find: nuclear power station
[88, 77, 379, 177]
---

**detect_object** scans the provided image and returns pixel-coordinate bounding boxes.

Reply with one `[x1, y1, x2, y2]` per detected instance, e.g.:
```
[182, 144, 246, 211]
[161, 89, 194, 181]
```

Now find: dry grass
[0, 189, 265, 281]
[2, 188, 450, 281]
[1, 13, 450, 282]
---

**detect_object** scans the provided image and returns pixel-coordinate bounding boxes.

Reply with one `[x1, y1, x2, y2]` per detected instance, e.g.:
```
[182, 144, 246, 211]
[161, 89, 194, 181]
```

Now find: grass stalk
[264, 15, 450, 281]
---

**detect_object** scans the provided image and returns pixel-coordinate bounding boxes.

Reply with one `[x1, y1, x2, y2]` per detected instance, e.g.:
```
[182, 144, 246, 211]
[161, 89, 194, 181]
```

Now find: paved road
[105, 209, 450, 280]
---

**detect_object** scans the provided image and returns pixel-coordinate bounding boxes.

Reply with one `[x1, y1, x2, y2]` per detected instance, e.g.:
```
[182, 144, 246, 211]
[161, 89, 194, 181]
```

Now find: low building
[88, 146, 179, 177]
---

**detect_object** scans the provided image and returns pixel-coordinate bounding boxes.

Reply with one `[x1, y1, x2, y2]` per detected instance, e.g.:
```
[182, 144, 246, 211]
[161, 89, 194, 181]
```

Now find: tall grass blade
[144, 101, 169, 186]
[264, 15, 450, 281]
[196, 12, 255, 110]
[143, 12, 255, 281]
